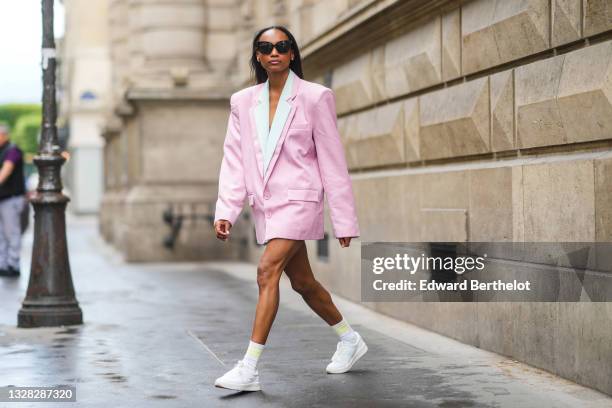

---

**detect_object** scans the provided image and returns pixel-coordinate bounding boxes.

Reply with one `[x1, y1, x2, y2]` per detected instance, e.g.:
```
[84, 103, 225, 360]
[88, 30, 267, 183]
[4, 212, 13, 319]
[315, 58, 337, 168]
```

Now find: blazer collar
[251, 68, 301, 106]
[248, 68, 303, 186]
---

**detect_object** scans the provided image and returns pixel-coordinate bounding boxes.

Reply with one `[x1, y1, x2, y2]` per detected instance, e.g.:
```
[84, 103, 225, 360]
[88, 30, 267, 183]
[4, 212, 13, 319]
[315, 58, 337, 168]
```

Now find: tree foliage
[12, 114, 41, 155]
[0, 104, 41, 129]
[0, 104, 42, 156]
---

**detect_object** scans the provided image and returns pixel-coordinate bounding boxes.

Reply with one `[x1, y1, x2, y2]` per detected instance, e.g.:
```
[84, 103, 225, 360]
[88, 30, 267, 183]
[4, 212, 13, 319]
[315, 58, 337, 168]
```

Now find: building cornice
[125, 87, 233, 103]
[301, 0, 465, 76]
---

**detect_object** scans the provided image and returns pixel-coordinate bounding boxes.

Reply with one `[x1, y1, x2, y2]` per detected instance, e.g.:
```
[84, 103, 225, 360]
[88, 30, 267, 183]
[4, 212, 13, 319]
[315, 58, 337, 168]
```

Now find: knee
[290, 278, 318, 296]
[257, 261, 281, 289]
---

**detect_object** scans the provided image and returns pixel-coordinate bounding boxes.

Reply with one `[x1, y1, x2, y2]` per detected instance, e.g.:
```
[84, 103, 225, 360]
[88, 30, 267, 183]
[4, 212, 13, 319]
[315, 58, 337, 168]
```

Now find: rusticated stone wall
[251, 0, 612, 397]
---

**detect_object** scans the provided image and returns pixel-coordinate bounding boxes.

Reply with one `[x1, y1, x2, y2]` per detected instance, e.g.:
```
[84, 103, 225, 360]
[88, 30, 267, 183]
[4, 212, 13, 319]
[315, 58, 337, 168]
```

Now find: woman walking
[212, 25, 366, 392]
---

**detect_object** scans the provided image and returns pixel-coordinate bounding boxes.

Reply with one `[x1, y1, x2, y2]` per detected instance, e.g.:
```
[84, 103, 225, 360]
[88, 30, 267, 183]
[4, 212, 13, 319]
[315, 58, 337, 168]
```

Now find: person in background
[0, 124, 26, 277]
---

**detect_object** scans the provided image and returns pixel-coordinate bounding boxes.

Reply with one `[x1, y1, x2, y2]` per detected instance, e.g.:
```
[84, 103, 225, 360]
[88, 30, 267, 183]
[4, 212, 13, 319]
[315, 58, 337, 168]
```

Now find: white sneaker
[214, 360, 261, 391]
[326, 332, 368, 374]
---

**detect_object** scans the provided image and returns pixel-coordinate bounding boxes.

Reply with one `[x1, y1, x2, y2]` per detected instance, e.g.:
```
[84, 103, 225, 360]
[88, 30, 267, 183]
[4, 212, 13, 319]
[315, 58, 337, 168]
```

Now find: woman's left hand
[338, 237, 352, 248]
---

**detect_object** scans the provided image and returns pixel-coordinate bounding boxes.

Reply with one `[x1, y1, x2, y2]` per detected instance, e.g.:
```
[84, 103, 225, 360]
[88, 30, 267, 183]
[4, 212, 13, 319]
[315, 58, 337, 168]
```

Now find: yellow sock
[331, 317, 358, 342]
[243, 340, 264, 369]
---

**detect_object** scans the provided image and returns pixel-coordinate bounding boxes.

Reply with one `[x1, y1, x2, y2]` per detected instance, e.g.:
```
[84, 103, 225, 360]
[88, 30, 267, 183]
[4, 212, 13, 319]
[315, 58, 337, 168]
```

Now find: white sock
[242, 340, 265, 370]
[331, 317, 358, 343]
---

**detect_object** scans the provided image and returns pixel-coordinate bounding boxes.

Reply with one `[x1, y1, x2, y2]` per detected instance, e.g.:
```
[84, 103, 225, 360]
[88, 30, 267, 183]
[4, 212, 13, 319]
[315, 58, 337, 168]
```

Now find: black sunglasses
[256, 40, 292, 55]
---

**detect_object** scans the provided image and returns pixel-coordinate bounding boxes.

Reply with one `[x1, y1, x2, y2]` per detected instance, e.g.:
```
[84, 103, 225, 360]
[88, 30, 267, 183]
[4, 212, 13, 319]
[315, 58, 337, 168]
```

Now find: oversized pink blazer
[214, 70, 360, 245]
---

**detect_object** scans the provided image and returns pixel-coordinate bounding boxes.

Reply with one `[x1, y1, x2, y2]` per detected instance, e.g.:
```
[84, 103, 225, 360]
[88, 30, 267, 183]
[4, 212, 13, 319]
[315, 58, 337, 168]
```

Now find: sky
[0, 0, 65, 104]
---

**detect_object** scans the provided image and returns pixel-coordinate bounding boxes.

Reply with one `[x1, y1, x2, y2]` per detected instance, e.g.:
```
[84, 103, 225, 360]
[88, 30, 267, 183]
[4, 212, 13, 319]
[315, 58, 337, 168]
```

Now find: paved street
[0, 214, 611, 407]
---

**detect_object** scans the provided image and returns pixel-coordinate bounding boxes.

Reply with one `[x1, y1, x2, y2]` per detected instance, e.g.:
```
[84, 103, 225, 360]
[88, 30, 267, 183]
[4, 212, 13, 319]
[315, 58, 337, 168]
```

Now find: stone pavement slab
[0, 214, 611, 407]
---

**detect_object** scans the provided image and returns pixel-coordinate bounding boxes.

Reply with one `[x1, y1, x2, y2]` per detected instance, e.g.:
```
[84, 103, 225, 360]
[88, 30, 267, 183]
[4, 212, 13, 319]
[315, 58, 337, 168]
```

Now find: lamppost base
[18, 303, 83, 328]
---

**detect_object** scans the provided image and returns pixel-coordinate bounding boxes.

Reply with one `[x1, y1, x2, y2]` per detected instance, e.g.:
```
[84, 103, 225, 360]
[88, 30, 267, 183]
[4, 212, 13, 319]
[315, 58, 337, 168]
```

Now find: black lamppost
[17, 0, 82, 327]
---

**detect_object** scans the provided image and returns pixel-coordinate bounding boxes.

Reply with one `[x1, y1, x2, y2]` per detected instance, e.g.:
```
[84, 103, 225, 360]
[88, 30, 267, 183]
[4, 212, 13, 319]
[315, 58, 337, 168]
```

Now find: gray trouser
[0, 195, 25, 269]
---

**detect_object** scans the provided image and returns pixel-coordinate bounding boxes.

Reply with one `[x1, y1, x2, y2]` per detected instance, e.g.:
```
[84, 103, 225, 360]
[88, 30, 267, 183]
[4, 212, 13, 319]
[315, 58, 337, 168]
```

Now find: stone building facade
[58, 0, 111, 214]
[97, 0, 612, 396]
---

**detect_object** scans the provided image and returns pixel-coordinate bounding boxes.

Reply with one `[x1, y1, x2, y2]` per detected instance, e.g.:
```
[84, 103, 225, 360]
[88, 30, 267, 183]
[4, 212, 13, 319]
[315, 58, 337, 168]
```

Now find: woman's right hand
[214, 220, 232, 241]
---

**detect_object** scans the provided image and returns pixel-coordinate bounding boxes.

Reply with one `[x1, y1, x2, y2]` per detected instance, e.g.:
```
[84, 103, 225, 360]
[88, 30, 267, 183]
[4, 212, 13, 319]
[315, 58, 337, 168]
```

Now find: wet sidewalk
[1, 214, 611, 407]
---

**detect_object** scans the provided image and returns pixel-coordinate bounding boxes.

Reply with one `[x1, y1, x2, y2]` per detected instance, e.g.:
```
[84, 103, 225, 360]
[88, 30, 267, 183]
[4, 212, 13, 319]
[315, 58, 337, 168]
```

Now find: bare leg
[284, 241, 343, 326]
[250, 238, 303, 344]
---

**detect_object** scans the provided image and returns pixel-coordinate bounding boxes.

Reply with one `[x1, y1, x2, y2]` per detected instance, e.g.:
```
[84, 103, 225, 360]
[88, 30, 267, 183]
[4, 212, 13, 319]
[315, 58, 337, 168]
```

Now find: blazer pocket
[287, 188, 320, 202]
[291, 122, 311, 130]
[248, 194, 255, 206]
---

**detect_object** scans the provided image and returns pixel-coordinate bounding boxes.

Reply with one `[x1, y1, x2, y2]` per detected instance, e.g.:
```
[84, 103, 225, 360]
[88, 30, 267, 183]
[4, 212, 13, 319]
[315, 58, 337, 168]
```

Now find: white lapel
[254, 83, 268, 175]
[253, 69, 296, 176]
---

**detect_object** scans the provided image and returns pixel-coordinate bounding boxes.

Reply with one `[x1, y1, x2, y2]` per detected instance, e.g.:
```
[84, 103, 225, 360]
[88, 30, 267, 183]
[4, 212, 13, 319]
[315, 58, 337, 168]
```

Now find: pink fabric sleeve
[312, 89, 360, 239]
[214, 95, 247, 226]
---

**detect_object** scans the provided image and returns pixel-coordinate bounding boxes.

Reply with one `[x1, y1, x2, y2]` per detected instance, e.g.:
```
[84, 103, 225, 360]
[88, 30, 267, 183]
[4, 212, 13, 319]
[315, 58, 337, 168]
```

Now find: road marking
[186, 329, 225, 366]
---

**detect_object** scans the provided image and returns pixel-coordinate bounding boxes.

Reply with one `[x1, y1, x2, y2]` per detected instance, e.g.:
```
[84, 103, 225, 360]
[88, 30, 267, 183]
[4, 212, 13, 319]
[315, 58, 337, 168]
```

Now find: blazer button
[265, 211, 271, 218]
[264, 193, 271, 200]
